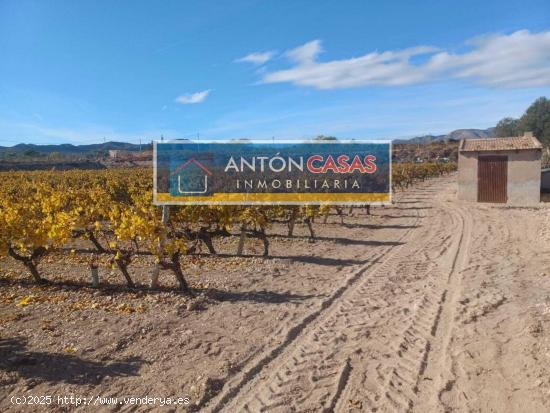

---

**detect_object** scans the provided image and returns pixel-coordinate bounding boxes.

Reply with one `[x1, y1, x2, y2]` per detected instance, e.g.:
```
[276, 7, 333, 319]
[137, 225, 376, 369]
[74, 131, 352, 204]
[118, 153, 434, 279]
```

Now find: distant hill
[393, 128, 495, 144]
[0, 129, 495, 156]
[0, 141, 150, 155]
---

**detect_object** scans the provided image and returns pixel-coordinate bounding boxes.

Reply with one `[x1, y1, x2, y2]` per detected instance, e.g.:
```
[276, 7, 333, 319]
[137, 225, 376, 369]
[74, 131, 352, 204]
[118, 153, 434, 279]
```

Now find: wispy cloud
[260, 30, 550, 89]
[175, 90, 211, 104]
[426, 30, 550, 87]
[235, 51, 276, 65]
[286, 40, 323, 64]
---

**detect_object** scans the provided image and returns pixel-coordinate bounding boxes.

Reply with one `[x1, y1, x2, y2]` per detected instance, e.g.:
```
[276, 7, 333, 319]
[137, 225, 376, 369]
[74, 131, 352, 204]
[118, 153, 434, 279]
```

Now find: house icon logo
[170, 158, 213, 195]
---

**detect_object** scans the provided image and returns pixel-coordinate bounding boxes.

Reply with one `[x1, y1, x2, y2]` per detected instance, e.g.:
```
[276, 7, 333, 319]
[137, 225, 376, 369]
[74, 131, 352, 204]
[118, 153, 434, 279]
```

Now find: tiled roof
[459, 134, 543, 152]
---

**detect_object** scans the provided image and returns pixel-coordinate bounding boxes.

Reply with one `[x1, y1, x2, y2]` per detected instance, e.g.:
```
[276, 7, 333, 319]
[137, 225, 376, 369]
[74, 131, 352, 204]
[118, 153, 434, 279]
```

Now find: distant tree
[494, 117, 520, 137]
[518, 97, 550, 147]
[23, 149, 40, 157]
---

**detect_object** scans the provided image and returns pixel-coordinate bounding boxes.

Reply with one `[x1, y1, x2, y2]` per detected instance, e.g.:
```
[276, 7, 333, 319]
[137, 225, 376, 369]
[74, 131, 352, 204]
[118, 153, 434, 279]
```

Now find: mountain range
[0, 128, 496, 155]
[392, 128, 495, 144]
[0, 141, 152, 155]
[393, 128, 495, 144]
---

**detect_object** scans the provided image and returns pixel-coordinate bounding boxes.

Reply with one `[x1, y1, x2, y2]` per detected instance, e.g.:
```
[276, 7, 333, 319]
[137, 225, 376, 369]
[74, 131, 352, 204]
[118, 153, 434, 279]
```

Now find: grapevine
[0, 162, 455, 289]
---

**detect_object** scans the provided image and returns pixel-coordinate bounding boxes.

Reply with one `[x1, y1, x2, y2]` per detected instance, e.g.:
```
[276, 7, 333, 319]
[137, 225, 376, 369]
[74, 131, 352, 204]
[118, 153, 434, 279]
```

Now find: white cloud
[260, 30, 550, 89]
[235, 51, 276, 65]
[175, 90, 211, 104]
[264, 44, 439, 89]
[426, 30, 550, 87]
[286, 40, 323, 64]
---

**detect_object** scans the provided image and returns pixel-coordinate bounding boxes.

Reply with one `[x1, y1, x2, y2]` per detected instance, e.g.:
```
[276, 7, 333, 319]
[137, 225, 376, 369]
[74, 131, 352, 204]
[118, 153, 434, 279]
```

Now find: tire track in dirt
[439, 204, 550, 412]
[428, 205, 513, 412]
[411, 197, 472, 413]
[206, 181, 455, 412]
[335, 195, 463, 413]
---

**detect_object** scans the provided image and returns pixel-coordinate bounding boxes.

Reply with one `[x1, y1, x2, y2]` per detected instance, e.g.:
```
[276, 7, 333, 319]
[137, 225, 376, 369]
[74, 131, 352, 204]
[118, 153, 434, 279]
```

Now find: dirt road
[206, 177, 550, 413]
[1, 175, 549, 412]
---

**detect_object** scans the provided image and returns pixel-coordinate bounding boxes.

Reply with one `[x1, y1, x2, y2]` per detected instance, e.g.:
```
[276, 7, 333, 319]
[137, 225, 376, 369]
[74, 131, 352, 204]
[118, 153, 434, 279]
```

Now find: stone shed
[458, 132, 542, 205]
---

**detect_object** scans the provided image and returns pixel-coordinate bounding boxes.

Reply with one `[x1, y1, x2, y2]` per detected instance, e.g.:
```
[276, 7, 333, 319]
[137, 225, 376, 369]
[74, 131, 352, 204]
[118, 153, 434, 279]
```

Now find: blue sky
[1, 0, 550, 146]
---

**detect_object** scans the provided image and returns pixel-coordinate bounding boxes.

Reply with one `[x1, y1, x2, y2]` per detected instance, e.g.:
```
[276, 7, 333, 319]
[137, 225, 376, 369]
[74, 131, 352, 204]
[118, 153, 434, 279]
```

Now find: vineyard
[0, 162, 456, 292]
[2, 161, 545, 413]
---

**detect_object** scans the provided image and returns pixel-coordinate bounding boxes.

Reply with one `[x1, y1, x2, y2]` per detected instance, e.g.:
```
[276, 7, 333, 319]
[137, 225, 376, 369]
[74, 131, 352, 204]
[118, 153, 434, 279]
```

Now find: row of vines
[0, 162, 456, 292]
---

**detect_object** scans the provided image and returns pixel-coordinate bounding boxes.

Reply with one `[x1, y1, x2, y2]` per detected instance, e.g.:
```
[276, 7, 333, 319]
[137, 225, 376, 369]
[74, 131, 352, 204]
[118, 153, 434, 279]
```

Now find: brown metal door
[477, 156, 507, 203]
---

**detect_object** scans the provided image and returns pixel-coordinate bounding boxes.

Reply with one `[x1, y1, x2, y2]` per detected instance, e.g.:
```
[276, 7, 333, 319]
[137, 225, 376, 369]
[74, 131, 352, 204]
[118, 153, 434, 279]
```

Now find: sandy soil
[1, 175, 549, 412]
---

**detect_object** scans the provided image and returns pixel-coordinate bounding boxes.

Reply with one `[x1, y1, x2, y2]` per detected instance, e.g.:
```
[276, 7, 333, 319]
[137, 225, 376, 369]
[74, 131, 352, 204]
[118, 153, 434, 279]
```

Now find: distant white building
[109, 150, 129, 159]
[108, 150, 118, 159]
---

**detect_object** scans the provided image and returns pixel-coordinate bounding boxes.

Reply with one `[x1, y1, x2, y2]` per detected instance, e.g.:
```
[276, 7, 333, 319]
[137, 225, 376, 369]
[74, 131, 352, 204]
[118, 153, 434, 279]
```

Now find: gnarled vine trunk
[8, 245, 47, 283]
